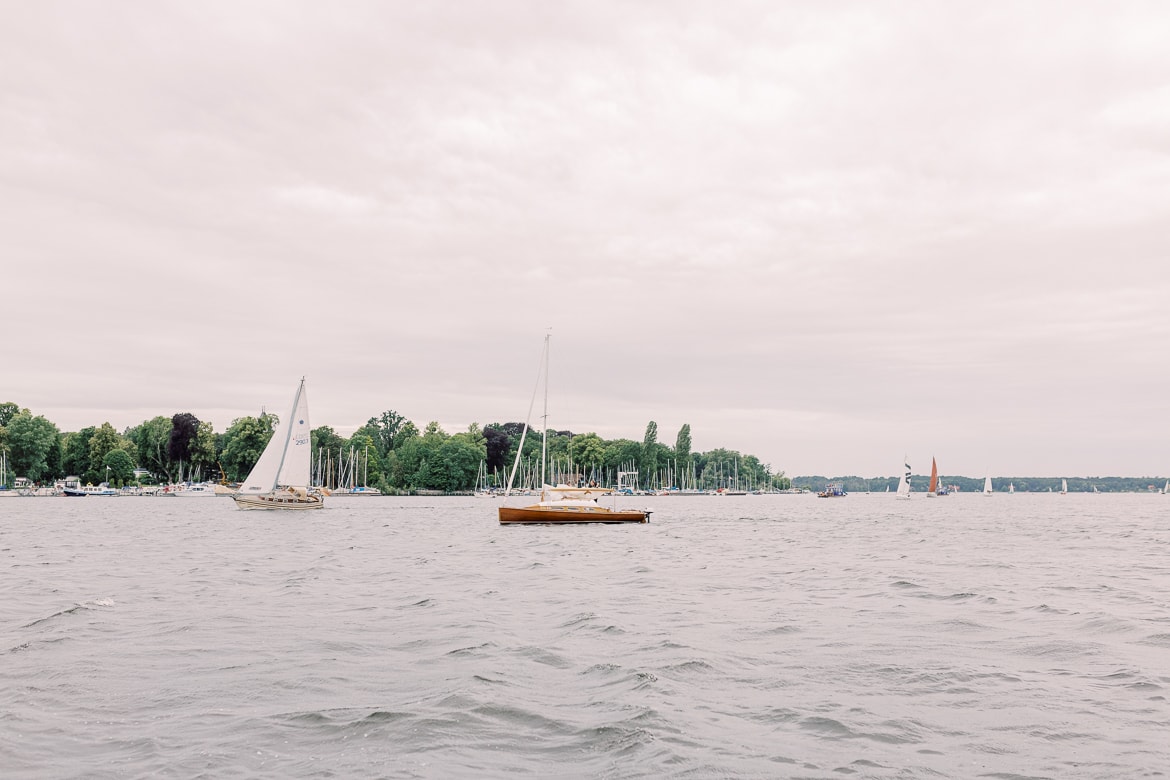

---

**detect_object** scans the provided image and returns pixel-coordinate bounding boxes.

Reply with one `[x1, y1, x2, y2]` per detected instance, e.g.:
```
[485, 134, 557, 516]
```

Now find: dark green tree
[61, 427, 95, 478]
[675, 424, 692, 467]
[483, 425, 511, 474]
[126, 416, 174, 481]
[168, 413, 201, 474]
[5, 412, 60, 482]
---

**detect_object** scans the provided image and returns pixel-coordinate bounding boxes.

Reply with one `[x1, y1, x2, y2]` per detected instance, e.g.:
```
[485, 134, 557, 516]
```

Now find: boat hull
[233, 491, 324, 511]
[498, 505, 649, 524]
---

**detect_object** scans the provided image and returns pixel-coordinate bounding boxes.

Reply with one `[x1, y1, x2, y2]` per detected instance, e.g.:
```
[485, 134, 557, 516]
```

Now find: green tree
[0, 401, 20, 428]
[102, 448, 136, 487]
[190, 421, 219, 480]
[5, 412, 60, 482]
[434, 435, 485, 491]
[348, 432, 383, 487]
[88, 423, 125, 481]
[61, 427, 95, 478]
[126, 416, 174, 481]
[219, 414, 275, 482]
[570, 432, 606, 475]
[602, 438, 642, 470]
[641, 421, 660, 485]
[675, 424, 692, 467]
[357, 410, 408, 458]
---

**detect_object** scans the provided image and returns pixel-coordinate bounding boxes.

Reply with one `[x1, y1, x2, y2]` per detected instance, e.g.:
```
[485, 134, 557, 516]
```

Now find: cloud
[3, 2, 1169, 476]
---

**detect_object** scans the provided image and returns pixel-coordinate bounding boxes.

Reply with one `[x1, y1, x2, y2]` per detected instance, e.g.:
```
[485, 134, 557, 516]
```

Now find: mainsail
[239, 380, 312, 494]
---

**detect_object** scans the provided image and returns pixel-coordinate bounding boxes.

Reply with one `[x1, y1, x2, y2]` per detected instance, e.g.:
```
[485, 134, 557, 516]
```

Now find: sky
[3, 1, 1169, 478]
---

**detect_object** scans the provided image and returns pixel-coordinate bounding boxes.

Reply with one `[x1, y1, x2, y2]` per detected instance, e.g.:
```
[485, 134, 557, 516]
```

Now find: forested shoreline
[0, 402, 789, 494]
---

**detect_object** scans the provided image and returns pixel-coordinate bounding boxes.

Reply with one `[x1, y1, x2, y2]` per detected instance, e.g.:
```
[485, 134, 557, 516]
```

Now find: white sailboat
[233, 379, 323, 511]
[895, 456, 912, 500]
[1162, 480, 1168, 495]
[1008, 482, 1015, 494]
[1060, 478, 1067, 495]
[983, 475, 993, 496]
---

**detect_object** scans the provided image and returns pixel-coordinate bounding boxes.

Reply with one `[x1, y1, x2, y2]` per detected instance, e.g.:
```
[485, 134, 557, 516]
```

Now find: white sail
[983, 476, 993, 495]
[1060, 478, 1067, 495]
[895, 456, 911, 499]
[239, 380, 312, 494]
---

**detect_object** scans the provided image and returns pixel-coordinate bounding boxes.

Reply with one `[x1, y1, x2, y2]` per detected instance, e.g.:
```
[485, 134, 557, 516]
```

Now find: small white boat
[175, 482, 217, 497]
[80, 482, 118, 496]
[1060, 478, 1068, 495]
[983, 476, 993, 496]
[348, 486, 382, 496]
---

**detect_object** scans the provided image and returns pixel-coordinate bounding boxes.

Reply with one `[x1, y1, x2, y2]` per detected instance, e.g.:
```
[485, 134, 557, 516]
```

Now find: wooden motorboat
[499, 485, 650, 525]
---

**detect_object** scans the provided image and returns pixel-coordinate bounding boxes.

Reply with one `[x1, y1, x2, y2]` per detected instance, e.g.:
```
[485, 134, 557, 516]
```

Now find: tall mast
[540, 332, 549, 488]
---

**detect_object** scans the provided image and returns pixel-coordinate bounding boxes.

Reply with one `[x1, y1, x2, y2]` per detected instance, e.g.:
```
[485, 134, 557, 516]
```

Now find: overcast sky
[3, 2, 1168, 478]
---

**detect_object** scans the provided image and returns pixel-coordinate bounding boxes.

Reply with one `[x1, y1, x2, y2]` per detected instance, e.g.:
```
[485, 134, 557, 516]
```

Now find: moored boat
[175, 482, 217, 497]
[497, 335, 650, 525]
[498, 483, 651, 525]
[817, 483, 847, 498]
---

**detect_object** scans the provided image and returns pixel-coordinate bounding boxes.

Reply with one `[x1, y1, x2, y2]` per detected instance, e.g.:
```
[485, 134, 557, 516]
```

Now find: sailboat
[1162, 480, 1168, 495]
[895, 456, 912, 500]
[498, 334, 650, 525]
[474, 460, 497, 498]
[927, 457, 939, 497]
[1008, 482, 1015, 494]
[233, 379, 323, 511]
[983, 475, 993, 496]
[1060, 478, 1068, 495]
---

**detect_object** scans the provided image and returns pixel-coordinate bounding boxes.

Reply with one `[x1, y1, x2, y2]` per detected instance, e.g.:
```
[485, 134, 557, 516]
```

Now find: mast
[541, 332, 549, 488]
[504, 333, 550, 496]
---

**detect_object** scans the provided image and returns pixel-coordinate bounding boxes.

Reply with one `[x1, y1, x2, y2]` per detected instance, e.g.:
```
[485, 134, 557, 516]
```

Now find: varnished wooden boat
[498, 484, 650, 524]
[498, 502, 650, 524]
[497, 335, 653, 526]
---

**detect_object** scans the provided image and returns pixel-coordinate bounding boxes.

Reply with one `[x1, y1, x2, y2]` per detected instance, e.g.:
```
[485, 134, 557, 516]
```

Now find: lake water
[2, 492, 1168, 779]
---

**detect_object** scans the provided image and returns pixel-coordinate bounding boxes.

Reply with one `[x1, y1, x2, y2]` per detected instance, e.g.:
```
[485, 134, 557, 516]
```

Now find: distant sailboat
[895, 456, 912, 500]
[927, 457, 939, 497]
[1060, 478, 1068, 495]
[1162, 480, 1168, 495]
[983, 475, 993, 496]
[1008, 482, 1015, 494]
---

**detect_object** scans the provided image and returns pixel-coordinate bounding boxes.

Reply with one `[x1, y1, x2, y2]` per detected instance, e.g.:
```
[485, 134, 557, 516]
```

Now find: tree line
[0, 402, 790, 494]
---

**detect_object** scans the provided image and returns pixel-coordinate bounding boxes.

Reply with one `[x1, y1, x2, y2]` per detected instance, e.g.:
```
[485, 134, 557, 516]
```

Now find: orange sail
[928, 457, 939, 494]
